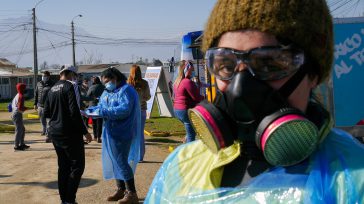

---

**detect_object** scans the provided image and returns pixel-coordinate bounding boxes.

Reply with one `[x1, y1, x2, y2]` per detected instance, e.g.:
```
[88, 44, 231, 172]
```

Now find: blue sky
[1, 0, 217, 39]
[1, 0, 363, 67]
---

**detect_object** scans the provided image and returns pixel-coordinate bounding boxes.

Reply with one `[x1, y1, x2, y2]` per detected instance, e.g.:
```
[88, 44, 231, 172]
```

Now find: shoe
[41, 133, 46, 136]
[21, 144, 30, 149]
[14, 146, 25, 151]
[83, 141, 88, 145]
[45, 138, 52, 143]
[107, 188, 125, 201]
[94, 138, 97, 141]
[117, 191, 138, 204]
[97, 138, 102, 143]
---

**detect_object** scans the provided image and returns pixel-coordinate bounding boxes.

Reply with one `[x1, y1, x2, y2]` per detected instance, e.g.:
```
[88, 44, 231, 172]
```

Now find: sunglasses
[205, 45, 305, 81]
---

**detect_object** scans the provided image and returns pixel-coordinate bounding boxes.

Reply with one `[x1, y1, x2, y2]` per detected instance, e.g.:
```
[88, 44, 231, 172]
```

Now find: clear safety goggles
[205, 45, 305, 81]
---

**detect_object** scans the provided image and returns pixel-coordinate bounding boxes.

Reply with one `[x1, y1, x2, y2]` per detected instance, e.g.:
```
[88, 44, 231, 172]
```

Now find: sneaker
[21, 144, 30, 149]
[45, 138, 52, 143]
[107, 188, 125, 201]
[117, 191, 138, 204]
[14, 146, 25, 151]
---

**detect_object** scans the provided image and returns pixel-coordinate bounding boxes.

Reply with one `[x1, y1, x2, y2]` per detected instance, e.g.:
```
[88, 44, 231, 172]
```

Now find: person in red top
[11, 83, 29, 151]
[173, 61, 203, 142]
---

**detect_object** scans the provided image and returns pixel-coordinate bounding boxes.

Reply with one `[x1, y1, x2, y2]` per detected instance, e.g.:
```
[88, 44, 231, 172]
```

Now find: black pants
[52, 138, 85, 203]
[83, 116, 89, 128]
[92, 118, 103, 139]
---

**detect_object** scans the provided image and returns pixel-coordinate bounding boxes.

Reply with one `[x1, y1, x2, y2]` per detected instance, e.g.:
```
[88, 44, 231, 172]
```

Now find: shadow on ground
[0, 178, 99, 189]
[0, 139, 48, 145]
[146, 137, 181, 144]
[0, 119, 40, 125]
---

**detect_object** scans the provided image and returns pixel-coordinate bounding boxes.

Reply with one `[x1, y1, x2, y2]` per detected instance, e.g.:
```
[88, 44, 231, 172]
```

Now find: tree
[40, 61, 48, 70]
[80, 50, 103, 65]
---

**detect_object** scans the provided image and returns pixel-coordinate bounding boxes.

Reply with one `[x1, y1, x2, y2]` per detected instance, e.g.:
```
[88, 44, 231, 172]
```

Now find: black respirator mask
[189, 46, 320, 166]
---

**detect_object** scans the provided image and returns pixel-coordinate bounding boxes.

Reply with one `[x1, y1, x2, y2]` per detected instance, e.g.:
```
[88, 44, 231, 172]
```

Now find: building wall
[0, 77, 11, 99]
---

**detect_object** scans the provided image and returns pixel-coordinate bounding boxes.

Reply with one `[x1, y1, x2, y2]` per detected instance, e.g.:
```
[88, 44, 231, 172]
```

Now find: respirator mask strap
[278, 63, 308, 98]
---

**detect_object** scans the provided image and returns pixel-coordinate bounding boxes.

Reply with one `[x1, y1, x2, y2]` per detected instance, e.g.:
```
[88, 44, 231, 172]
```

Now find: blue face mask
[190, 71, 196, 78]
[105, 81, 116, 91]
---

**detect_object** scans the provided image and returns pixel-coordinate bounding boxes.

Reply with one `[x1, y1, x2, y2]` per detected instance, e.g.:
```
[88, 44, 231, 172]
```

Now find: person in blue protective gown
[145, 0, 364, 203]
[87, 67, 141, 204]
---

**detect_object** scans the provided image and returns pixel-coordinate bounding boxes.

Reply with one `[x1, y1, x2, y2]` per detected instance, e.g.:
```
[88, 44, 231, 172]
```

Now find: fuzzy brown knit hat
[202, 0, 333, 83]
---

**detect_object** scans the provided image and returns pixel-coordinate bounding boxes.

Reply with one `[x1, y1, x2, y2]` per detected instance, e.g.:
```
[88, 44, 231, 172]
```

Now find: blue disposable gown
[96, 83, 141, 181]
[145, 128, 364, 203]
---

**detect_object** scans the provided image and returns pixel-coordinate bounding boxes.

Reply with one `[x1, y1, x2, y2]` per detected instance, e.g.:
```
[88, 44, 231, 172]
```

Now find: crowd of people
[10, 64, 151, 204]
[8, 0, 364, 203]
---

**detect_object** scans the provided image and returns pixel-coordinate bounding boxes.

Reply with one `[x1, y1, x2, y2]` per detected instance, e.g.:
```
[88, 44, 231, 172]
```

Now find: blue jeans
[174, 109, 196, 142]
[140, 110, 146, 161]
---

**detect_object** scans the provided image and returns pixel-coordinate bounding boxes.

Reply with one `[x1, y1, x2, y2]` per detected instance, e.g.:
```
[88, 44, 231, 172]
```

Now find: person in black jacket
[34, 71, 54, 141]
[44, 65, 92, 204]
[86, 76, 105, 143]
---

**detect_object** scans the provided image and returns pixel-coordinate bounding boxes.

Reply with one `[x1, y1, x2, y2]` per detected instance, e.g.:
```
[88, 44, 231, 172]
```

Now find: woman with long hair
[127, 64, 151, 162]
[173, 61, 203, 143]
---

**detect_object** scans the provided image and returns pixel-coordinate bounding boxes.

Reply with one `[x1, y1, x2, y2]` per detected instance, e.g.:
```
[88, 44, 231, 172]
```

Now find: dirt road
[0, 111, 179, 204]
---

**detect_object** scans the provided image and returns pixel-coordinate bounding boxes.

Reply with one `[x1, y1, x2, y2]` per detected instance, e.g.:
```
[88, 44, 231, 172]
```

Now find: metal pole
[71, 15, 82, 67]
[32, 8, 38, 94]
[71, 21, 76, 67]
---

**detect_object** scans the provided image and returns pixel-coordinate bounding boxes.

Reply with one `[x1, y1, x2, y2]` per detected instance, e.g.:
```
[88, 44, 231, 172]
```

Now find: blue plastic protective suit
[145, 128, 364, 203]
[89, 84, 141, 181]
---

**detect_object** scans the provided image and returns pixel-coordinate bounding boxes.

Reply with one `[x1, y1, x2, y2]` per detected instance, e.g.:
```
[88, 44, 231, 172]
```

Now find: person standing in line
[86, 67, 141, 203]
[34, 71, 54, 142]
[44, 65, 92, 204]
[127, 64, 151, 162]
[173, 61, 203, 143]
[11, 83, 29, 151]
[86, 76, 105, 143]
[80, 78, 90, 128]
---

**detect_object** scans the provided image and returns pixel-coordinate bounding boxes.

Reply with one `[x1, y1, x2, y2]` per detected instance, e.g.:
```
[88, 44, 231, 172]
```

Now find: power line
[37, 27, 179, 46]
[14, 29, 31, 64]
[37, 19, 66, 64]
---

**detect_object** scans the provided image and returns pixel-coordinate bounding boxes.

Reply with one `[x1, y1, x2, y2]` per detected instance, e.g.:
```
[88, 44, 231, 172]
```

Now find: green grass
[0, 98, 185, 135]
[0, 123, 15, 132]
[0, 99, 34, 111]
[145, 104, 185, 135]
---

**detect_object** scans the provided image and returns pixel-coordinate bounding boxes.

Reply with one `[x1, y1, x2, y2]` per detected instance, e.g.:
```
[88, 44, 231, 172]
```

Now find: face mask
[188, 66, 320, 166]
[42, 76, 49, 82]
[190, 71, 196, 78]
[105, 81, 116, 92]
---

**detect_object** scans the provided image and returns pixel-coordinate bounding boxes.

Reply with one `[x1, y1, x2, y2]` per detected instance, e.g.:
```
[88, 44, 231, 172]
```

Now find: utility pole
[71, 15, 82, 67]
[32, 8, 38, 94]
[71, 21, 75, 67]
